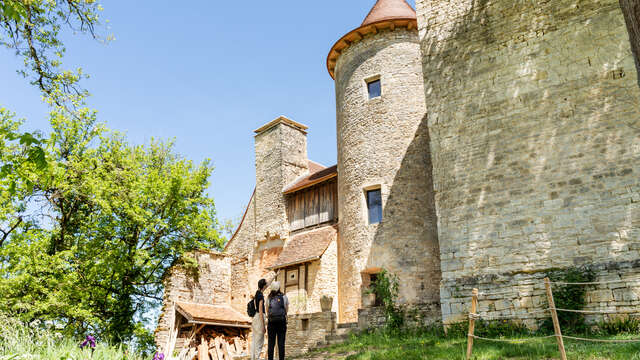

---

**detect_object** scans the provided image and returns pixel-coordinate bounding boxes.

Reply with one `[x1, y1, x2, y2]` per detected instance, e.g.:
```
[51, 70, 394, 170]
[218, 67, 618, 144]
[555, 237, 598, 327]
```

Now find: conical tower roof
[326, 0, 418, 79]
[361, 0, 416, 26]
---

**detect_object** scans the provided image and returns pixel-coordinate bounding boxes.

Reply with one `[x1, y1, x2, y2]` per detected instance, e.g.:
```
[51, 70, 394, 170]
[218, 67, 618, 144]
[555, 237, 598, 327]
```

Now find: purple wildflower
[80, 335, 96, 349]
[153, 353, 165, 360]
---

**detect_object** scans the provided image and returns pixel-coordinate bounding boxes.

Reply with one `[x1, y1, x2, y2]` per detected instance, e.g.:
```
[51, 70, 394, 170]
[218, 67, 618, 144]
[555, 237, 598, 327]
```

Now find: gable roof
[283, 164, 337, 195]
[175, 302, 251, 328]
[267, 225, 338, 270]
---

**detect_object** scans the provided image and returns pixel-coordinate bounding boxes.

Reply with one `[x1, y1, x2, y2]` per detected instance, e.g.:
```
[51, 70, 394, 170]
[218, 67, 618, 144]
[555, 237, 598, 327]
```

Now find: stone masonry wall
[225, 192, 256, 262]
[358, 302, 441, 331]
[444, 261, 640, 329]
[225, 193, 256, 314]
[416, 0, 640, 324]
[155, 251, 231, 349]
[335, 27, 442, 323]
[254, 120, 308, 243]
[619, 0, 640, 84]
[286, 311, 337, 357]
[304, 239, 339, 314]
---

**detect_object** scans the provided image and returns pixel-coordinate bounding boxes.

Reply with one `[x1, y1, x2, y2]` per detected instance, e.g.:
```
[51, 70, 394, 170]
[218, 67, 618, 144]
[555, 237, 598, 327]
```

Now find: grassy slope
[302, 329, 640, 360]
[0, 314, 146, 360]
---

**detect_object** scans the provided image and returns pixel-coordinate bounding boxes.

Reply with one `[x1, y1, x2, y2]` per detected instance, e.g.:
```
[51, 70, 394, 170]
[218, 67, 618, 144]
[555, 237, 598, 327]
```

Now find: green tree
[0, 0, 104, 187]
[0, 1, 226, 349]
[0, 103, 225, 343]
[0, 0, 103, 104]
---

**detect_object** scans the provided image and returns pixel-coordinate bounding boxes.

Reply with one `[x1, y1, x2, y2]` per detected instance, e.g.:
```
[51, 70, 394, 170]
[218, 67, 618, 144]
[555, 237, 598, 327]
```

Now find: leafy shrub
[367, 269, 404, 329]
[594, 317, 640, 336]
[541, 267, 595, 334]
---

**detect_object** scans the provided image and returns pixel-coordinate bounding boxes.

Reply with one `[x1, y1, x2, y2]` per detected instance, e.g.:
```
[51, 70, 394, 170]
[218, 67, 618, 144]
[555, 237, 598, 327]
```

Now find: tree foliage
[0, 0, 103, 104]
[0, 103, 224, 342]
[0, 0, 226, 350]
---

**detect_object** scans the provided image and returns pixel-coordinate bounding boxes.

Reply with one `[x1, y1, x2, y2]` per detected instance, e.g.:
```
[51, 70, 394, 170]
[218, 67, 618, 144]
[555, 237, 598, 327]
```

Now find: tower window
[367, 79, 381, 99]
[366, 189, 382, 224]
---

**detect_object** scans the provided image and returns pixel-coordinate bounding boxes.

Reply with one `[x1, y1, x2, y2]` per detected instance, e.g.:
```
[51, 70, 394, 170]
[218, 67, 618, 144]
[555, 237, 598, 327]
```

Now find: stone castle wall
[155, 251, 231, 349]
[415, 0, 640, 324]
[225, 193, 256, 313]
[304, 238, 339, 314]
[334, 27, 442, 323]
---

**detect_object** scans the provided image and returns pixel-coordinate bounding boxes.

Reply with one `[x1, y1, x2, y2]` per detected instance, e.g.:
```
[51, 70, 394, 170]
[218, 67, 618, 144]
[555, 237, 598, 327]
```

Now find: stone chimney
[253, 116, 309, 242]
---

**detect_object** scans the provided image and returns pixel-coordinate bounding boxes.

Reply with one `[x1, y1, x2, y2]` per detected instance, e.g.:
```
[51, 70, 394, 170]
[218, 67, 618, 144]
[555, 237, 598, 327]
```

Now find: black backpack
[268, 293, 286, 321]
[247, 298, 257, 317]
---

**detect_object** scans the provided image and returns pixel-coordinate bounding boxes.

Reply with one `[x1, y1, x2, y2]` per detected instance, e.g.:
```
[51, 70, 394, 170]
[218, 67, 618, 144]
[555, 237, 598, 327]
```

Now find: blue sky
[0, 0, 416, 227]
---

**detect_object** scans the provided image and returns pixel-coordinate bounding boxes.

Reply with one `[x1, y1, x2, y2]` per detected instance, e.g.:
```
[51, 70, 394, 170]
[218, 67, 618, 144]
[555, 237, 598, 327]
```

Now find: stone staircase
[315, 322, 359, 349]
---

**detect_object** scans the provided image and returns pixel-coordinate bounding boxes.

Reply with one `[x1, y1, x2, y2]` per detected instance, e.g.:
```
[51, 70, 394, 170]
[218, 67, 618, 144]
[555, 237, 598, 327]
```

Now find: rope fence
[465, 277, 640, 360]
[470, 334, 557, 343]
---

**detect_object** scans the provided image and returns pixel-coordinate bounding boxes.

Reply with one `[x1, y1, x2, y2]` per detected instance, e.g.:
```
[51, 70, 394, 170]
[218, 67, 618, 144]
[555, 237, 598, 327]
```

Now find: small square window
[367, 79, 381, 99]
[366, 189, 382, 224]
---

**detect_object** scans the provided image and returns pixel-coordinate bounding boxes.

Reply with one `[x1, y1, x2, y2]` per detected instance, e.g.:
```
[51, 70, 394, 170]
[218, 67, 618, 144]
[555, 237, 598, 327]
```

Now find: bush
[367, 269, 404, 329]
[594, 317, 640, 336]
[541, 267, 596, 334]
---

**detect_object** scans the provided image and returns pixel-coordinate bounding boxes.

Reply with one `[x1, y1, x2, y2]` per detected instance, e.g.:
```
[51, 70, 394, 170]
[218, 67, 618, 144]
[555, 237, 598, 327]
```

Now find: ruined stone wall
[286, 311, 337, 357]
[304, 239, 339, 314]
[155, 252, 231, 348]
[335, 27, 442, 323]
[415, 0, 640, 324]
[357, 302, 441, 331]
[225, 192, 256, 261]
[225, 193, 256, 313]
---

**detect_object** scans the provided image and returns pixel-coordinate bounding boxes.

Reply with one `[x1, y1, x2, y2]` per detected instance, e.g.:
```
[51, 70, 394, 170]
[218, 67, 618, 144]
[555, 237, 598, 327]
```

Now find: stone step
[337, 322, 358, 329]
[325, 334, 351, 343]
[335, 327, 354, 336]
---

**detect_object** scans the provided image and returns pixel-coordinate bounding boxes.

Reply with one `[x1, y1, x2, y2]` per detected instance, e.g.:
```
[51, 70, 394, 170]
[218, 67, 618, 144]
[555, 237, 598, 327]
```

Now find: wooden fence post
[545, 277, 567, 360]
[466, 288, 479, 360]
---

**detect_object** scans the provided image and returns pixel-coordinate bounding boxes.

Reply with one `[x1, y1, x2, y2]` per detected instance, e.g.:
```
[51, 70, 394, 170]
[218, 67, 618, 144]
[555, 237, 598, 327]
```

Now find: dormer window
[367, 78, 381, 99]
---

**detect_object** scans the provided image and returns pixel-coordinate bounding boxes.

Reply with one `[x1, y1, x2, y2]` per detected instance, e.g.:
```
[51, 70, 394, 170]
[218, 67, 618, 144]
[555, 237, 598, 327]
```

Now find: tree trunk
[620, 0, 640, 87]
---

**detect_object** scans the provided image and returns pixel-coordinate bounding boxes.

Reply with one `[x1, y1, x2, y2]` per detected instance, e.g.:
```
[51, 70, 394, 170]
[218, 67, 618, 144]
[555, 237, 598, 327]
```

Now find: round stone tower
[328, 0, 441, 323]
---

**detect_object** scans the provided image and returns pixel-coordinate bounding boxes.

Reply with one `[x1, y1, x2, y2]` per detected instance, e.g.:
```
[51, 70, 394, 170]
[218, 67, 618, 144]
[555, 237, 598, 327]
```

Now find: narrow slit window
[366, 189, 382, 224]
[367, 79, 381, 99]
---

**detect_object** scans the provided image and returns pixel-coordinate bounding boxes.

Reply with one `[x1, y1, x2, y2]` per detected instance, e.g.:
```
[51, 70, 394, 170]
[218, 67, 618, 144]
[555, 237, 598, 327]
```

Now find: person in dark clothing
[266, 281, 288, 360]
[251, 278, 268, 360]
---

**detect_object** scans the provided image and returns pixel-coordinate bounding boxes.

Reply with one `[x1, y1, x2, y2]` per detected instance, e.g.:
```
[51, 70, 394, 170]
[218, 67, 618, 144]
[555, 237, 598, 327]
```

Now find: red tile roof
[268, 225, 338, 269]
[362, 0, 416, 26]
[326, 0, 417, 79]
[307, 160, 326, 174]
[175, 302, 251, 327]
[283, 164, 337, 195]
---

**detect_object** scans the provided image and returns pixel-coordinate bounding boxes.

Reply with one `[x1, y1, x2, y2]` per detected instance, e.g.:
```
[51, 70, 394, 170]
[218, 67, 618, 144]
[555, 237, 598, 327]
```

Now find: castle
[155, 0, 640, 355]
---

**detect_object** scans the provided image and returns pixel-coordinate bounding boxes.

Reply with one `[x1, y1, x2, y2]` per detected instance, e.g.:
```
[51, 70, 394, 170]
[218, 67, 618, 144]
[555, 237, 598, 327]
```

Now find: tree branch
[0, 216, 22, 247]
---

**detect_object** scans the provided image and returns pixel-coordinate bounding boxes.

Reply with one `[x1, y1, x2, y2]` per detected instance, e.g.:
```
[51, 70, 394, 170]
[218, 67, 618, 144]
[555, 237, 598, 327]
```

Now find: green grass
[0, 314, 147, 360]
[305, 328, 640, 360]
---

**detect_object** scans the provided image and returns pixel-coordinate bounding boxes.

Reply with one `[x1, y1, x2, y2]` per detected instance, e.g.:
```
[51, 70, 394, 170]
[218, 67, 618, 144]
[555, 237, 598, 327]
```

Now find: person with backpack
[266, 281, 288, 360]
[249, 279, 268, 360]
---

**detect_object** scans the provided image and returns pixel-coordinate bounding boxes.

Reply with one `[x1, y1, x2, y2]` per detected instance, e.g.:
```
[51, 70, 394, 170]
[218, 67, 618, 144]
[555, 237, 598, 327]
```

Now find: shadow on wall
[415, 0, 640, 286]
[367, 114, 442, 306]
[619, 0, 640, 87]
